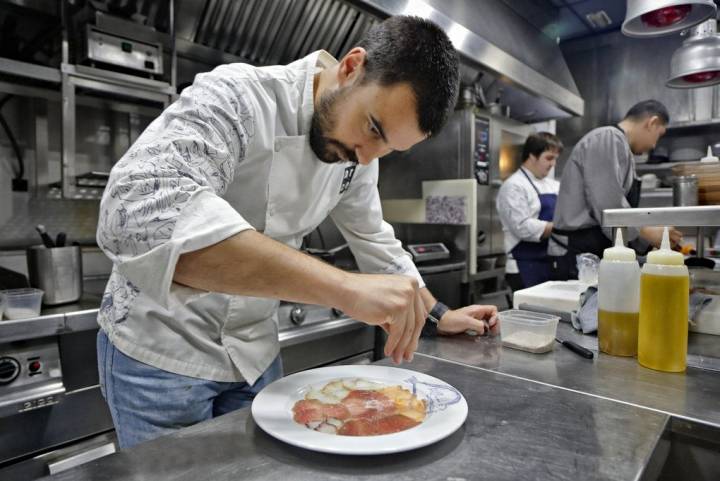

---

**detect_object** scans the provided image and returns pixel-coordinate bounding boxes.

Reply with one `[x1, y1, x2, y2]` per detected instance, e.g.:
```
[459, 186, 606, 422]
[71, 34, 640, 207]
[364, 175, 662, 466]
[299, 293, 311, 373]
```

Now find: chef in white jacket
[496, 132, 563, 290]
[96, 16, 498, 449]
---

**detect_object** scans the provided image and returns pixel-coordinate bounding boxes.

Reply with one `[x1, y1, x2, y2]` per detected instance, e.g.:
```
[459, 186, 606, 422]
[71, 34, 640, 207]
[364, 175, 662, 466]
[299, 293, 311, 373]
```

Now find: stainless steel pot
[26, 245, 83, 305]
[672, 175, 699, 206]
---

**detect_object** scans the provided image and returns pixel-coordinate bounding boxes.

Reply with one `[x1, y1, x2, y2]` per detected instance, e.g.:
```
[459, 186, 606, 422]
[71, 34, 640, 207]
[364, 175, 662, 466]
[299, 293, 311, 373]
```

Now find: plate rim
[251, 364, 468, 455]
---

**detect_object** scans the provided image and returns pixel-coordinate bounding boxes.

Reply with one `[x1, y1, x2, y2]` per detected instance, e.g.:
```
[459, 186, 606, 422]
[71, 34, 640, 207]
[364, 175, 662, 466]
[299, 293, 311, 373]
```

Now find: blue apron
[510, 168, 557, 288]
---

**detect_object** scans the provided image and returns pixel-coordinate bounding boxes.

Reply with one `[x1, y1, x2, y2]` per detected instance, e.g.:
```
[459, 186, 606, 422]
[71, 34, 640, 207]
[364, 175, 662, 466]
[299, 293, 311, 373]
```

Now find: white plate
[251, 365, 468, 455]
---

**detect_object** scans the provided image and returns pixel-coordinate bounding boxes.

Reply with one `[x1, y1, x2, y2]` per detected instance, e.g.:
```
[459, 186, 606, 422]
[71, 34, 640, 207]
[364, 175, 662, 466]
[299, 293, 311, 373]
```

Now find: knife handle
[560, 340, 594, 359]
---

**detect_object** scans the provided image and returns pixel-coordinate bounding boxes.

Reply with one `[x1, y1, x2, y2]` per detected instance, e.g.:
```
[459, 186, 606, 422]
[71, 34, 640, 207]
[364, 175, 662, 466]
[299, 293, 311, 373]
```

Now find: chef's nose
[354, 146, 376, 165]
[356, 144, 392, 165]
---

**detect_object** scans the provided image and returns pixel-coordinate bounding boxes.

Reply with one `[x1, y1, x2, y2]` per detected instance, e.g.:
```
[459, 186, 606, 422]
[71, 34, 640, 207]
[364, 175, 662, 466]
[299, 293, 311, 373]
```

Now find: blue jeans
[97, 329, 283, 449]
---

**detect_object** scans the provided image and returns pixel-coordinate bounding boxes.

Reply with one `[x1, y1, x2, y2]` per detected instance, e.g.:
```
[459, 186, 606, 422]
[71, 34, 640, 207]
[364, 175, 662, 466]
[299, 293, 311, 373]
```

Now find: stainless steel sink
[640, 417, 720, 481]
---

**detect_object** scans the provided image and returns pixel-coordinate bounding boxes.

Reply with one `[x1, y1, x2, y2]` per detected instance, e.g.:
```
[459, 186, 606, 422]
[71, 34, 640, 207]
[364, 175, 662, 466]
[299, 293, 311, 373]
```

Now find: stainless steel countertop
[39, 354, 669, 481]
[418, 322, 720, 428]
[12, 286, 720, 480]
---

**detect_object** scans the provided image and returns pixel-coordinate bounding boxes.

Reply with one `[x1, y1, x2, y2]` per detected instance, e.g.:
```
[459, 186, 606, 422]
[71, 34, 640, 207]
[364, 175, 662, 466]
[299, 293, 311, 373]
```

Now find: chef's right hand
[640, 226, 682, 248]
[338, 273, 426, 365]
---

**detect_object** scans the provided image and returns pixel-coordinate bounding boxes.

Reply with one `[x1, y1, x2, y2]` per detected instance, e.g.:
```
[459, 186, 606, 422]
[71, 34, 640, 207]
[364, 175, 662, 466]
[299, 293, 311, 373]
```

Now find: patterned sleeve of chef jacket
[329, 161, 425, 289]
[96, 73, 256, 308]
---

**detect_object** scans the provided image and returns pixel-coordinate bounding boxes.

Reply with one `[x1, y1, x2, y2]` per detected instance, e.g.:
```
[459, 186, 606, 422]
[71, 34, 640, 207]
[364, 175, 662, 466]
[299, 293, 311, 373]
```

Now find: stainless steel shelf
[603, 206, 720, 227]
[666, 118, 720, 130]
[636, 162, 689, 172]
[0, 57, 61, 83]
[62, 64, 175, 97]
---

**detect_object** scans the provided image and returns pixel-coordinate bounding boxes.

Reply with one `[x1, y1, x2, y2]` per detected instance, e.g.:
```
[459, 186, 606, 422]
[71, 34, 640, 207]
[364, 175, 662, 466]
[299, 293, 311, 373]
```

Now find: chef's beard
[309, 88, 358, 164]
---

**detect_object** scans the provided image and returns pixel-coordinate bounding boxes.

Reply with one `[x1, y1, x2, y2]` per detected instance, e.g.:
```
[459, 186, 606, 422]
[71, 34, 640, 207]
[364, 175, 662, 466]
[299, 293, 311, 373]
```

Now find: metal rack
[0, 0, 177, 199]
[603, 206, 720, 257]
[603, 206, 720, 227]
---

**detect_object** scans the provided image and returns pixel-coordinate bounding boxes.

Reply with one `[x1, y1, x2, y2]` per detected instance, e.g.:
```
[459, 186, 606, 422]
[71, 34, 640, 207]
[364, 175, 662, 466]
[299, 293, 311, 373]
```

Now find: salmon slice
[337, 414, 420, 436]
[292, 399, 350, 424]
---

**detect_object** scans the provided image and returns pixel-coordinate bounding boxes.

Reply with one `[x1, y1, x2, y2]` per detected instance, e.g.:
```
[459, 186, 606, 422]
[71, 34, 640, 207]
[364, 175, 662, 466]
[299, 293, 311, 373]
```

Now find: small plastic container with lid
[598, 229, 641, 357]
[1, 288, 44, 320]
[499, 309, 559, 354]
[638, 227, 689, 372]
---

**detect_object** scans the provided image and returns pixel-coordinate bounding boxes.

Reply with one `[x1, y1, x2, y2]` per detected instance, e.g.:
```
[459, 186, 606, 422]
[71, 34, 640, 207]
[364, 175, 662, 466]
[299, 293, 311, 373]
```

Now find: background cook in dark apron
[550, 125, 642, 280]
[511, 168, 558, 288]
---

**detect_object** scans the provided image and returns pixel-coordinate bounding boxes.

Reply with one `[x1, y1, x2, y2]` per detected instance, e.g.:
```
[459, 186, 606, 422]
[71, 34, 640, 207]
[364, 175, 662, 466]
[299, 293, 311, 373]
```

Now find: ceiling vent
[586, 10, 613, 30]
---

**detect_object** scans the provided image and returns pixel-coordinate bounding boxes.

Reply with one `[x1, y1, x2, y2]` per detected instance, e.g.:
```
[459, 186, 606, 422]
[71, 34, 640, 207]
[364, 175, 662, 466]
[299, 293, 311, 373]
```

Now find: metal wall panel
[557, 31, 690, 153]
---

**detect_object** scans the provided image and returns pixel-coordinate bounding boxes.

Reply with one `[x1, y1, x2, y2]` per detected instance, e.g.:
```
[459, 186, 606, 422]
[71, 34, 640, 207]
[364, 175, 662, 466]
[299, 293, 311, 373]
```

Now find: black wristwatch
[421, 301, 449, 337]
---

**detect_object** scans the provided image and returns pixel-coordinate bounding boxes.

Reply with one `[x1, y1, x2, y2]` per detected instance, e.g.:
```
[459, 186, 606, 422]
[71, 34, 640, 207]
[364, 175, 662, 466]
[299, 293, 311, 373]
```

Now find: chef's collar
[520, 165, 545, 182]
[301, 50, 339, 134]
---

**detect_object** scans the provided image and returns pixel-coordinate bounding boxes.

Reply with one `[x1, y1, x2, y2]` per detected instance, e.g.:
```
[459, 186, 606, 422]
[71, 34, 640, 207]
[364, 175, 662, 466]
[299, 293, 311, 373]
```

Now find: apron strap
[519, 167, 542, 197]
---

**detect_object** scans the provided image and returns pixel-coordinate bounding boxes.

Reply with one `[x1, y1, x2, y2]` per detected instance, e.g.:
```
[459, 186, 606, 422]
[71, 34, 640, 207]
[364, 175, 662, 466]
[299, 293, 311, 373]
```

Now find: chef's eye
[368, 120, 381, 139]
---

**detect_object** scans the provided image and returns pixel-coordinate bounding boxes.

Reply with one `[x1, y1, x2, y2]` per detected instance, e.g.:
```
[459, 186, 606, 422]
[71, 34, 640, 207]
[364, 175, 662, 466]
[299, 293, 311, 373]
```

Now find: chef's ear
[646, 115, 662, 130]
[338, 47, 367, 87]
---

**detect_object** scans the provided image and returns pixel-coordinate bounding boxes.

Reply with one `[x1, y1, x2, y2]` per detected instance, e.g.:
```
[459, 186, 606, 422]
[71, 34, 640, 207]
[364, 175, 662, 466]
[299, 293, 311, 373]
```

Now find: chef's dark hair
[624, 100, 670, 125]
[356, 15, 460, 137]
[522, 132, 563, 162]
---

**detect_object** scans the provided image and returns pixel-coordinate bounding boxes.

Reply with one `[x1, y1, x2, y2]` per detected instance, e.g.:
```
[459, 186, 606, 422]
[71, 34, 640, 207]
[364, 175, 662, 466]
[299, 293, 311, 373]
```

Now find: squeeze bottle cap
[646, 227, 684, 265]
[701, 146, 719, 163]
[602, 229, 636, 261]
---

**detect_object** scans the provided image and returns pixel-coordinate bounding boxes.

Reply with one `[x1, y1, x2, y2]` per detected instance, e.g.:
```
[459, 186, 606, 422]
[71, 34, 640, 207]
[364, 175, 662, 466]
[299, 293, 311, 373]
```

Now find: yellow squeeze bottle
[638, 227, 689, 372]
[598, 230, 640, 357]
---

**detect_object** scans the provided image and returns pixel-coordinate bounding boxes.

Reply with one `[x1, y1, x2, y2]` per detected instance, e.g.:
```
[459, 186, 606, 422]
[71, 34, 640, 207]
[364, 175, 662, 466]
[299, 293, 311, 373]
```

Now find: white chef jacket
[96, 50, 423, 384]
[496, 167, 559, 274]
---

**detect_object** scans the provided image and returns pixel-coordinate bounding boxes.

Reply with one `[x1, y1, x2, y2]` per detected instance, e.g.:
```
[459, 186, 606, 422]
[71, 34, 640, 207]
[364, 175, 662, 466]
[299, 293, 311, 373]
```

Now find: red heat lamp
[682, 70, 720, 83]
[667, 19, 720, 88]
[623, 0, 717, 37]
[641, 5, 692, 28]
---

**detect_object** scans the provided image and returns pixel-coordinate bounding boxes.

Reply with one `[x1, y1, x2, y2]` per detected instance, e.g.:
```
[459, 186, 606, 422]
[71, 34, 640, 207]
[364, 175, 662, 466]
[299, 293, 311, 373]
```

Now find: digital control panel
[408, 243, 451, 263]
[85, 26, 164, 75]
[473, 116, 490, 185]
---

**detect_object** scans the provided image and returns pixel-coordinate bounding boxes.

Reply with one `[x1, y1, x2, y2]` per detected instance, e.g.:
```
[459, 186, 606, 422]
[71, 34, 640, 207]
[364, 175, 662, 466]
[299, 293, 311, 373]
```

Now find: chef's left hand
[437, 305, 499, 336]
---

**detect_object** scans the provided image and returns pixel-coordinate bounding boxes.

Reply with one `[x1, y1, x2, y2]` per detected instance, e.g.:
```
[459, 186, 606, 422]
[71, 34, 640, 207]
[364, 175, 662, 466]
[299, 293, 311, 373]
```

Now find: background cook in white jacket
[496, 133, 562, 290]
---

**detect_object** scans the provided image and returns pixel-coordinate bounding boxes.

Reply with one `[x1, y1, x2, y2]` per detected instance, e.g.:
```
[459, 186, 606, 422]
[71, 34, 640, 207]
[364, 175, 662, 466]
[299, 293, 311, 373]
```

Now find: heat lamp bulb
[641, 5, 692, 28]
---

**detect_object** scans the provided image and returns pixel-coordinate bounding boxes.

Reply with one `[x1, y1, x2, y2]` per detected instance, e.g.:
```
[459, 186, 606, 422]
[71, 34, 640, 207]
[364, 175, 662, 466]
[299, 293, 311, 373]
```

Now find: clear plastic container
[1, 288, 44, 320]
[499, 309, 560, 353]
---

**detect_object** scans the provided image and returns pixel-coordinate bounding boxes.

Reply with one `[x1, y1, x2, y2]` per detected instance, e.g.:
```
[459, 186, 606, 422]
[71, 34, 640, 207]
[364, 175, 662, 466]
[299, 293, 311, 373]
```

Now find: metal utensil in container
[26, 245, 83, 305]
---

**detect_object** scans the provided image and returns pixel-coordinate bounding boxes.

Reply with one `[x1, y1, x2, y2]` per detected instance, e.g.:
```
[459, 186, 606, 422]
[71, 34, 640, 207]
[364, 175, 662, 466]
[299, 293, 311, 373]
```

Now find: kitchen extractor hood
[174, 0, 584, 122]
[667, 19, 720, 87]
[622, 0, 717, 38]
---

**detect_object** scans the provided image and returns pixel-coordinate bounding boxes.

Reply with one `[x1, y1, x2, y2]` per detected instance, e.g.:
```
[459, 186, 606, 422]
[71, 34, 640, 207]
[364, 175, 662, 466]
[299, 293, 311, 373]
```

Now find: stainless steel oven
[0, 330, 115, 480]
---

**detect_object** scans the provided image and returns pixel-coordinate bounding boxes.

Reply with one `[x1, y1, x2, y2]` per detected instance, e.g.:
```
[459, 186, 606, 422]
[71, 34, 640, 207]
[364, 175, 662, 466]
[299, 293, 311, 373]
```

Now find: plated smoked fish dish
[291, 378, 427, 436]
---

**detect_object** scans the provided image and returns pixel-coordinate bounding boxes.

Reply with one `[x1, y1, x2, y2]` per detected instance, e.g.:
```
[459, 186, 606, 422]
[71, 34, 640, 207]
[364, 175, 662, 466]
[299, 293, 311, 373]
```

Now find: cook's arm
[97, 67, 257, 308]
[419, 288, 498, 336]
[329, 162, 425, 287]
